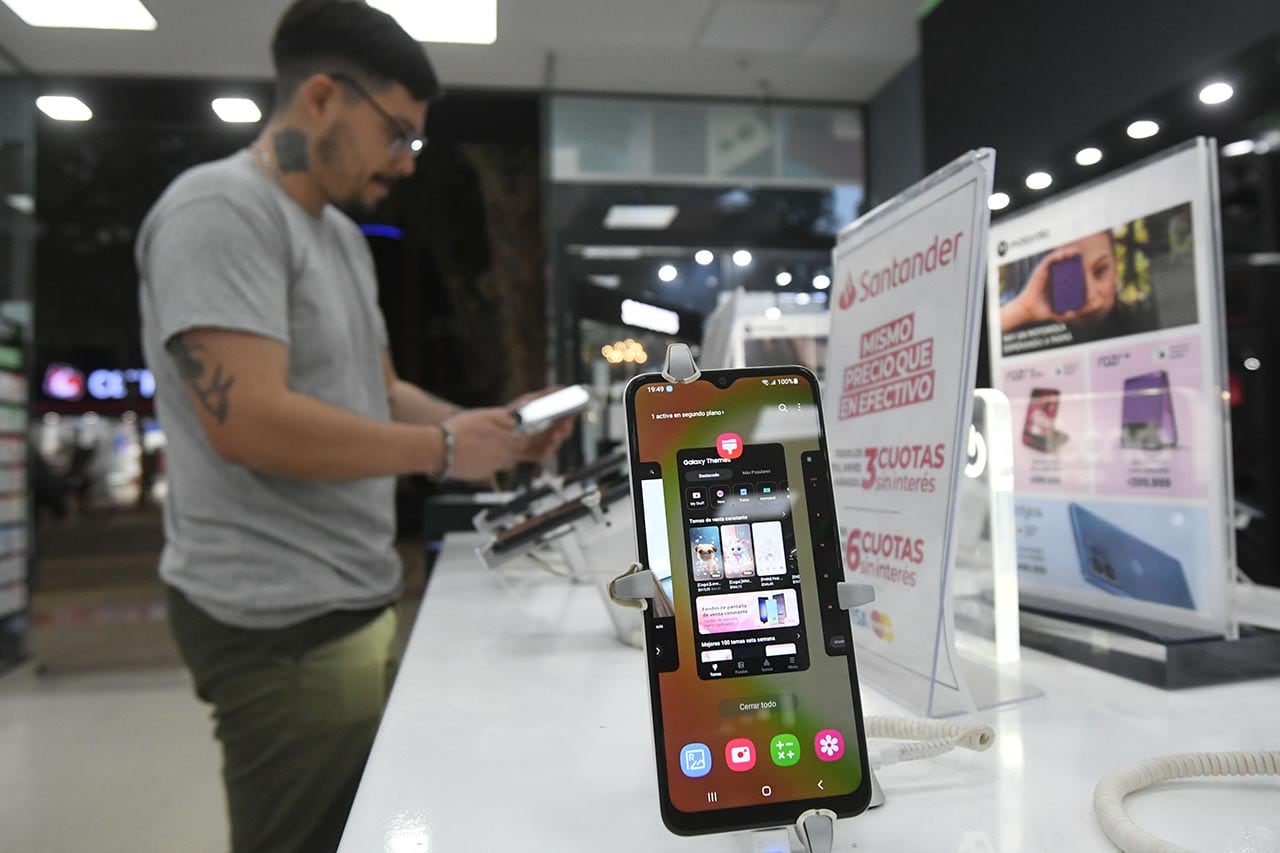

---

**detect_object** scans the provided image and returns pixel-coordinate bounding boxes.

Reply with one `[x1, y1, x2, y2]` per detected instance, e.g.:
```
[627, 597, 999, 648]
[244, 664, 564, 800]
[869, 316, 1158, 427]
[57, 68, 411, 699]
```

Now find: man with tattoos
[135, 2, 568, 851]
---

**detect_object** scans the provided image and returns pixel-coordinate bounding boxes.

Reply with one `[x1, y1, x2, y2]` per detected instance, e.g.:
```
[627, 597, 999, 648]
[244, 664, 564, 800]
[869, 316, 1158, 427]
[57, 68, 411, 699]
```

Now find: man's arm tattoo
[167, 338, 236, 424]
[273, 127, 309, 173]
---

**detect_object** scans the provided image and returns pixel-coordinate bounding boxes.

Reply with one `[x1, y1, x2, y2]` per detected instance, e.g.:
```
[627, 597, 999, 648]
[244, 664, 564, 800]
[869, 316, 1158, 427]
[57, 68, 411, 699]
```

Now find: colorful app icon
[725, 738, 756, 772]
[679, 743, 712, 778]
[815, 729, 844, 762]
[770, 733, 801, 767]
[716, 433, 744, 460]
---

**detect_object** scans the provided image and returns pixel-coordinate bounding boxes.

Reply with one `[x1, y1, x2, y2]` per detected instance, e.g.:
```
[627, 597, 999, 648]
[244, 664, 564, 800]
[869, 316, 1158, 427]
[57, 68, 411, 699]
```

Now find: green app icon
[770, 733, 801, 767]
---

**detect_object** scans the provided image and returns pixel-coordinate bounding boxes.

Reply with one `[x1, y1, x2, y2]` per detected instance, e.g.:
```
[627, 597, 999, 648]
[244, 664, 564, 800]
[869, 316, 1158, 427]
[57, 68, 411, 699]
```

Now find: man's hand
[443, 407, 528, 481]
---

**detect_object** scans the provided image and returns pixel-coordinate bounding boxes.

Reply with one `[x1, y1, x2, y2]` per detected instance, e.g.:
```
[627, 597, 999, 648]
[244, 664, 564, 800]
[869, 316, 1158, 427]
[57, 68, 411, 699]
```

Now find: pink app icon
[725, 738, 756, 772]
[815, 729, 844, 762]
[717, 433, 744, 460]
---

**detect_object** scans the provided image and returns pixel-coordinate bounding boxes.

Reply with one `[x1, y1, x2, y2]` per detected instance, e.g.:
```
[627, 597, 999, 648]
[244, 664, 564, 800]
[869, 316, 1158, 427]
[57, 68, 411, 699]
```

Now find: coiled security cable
[863, 715, 995, 768]
[1093, 751, 1280, 853]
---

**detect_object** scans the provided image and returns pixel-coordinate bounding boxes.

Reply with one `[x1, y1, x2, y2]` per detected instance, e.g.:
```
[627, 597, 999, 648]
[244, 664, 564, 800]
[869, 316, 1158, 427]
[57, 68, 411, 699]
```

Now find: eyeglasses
[329, 72, 427, 160]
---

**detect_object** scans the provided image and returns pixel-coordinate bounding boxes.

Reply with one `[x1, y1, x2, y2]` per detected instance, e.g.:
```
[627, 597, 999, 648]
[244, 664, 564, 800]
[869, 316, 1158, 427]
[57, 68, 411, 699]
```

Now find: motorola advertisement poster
[823, 150, 994, 713]
[986, 139, 1234, 636]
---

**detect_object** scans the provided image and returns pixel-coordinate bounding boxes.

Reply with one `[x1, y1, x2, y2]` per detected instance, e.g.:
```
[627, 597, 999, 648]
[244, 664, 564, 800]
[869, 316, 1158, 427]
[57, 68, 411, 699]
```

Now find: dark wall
[867, 59, 925, 207]
[921, 1, 1280, 176]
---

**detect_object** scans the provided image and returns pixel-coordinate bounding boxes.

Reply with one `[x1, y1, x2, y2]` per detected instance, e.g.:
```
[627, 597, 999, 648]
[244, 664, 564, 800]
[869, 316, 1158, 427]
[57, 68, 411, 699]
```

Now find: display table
[338, 534, 1279, 852]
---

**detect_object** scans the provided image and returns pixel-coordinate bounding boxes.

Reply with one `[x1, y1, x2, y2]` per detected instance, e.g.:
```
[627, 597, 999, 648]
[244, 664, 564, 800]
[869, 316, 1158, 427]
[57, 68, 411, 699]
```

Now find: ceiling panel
[0, 0, 918, 100]
[697, 0, 831, 54]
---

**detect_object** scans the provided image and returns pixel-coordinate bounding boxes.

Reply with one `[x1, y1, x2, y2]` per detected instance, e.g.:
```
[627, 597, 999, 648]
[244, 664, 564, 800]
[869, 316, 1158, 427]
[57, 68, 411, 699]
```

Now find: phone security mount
[613, 343, 884, 853]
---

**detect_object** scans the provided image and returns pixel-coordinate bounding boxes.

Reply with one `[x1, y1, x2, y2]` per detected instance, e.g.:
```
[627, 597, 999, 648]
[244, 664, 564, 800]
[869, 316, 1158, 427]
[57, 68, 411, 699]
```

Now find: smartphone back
[1068, 503, 1194, 609]
[1048, 256, 1087, 313]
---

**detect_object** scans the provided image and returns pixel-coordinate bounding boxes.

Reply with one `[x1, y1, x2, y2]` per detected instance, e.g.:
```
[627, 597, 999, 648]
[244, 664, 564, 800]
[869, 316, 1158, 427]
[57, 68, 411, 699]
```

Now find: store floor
[8, 510, 428, 851]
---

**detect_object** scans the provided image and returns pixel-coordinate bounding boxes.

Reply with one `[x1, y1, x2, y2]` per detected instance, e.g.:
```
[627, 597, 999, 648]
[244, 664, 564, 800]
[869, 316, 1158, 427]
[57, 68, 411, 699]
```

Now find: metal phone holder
[609, 343, 884, 853]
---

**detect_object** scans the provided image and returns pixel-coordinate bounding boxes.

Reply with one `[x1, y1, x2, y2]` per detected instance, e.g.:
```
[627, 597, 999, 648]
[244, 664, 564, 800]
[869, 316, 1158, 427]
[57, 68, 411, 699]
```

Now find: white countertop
[339, 533, 1280, 853]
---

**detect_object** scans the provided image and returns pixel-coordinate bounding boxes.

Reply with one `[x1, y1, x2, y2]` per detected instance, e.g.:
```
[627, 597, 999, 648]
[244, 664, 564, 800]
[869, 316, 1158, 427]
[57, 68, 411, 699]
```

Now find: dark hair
[271, 0, 441, 107]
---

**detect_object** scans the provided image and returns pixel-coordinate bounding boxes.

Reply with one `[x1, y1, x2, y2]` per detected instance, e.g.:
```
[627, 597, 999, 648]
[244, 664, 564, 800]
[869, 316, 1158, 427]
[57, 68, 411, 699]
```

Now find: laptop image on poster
[1068, 503, 1195, 610]
[1120, 370, 1178, 450]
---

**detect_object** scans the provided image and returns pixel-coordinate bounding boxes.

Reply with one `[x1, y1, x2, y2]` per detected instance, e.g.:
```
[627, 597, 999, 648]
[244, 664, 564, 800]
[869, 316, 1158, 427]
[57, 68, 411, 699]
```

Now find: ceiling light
[812, 274, 831, 290]
[1198, 82, 1233, 105]
[1075, 147, 1103, 166]
[1244, 357, 1261, 371]
[658, 264, 678, 283]
[764, 307, 782, 320]
[603, 204, 678, 230]
[1222, 139, 1255, 158]
[695, 250, 714, 266]
[211, 98, 261, 124]
[795, 293, 812, 306]
[1025, 172, 1052, 191]
[4, 194, 34, 215]
[620, 299, 679, 335]
[366, 0, 496, 44]
[732, 250, 752, 268]
[988, 192, 1010, 211]
[580, 246, 643, 260]
[2, 0, 156, 29]
[813, 292, 828, 304]
[587, 274, 621, 290]
[36, 96, 92, 122]
[775, 272, 792, 287]
[1127, 120, 1160, 140]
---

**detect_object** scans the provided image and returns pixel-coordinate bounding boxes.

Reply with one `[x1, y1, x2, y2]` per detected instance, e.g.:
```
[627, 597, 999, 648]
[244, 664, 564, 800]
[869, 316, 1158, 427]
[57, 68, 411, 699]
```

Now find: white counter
[338, 533, 1280, 852]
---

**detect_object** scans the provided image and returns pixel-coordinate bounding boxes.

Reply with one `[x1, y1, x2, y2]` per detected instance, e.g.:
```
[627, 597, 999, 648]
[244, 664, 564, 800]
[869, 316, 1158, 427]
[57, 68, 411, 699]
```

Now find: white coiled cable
[864, 715, 995, 768]
[1093, 751, 1280, 853]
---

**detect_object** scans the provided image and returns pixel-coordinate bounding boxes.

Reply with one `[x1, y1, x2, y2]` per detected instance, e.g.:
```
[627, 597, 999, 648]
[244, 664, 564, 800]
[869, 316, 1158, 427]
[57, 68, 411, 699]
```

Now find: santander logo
[44, 364, 85, 401]
[838, 273, 857, 311]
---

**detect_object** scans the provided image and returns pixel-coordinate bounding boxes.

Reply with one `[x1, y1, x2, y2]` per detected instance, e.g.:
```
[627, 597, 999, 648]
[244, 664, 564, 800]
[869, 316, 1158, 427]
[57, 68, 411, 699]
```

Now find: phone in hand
[1048, 256, 1087, 314]
[514, 385, 591, 434]
[624, 366, 871, 835]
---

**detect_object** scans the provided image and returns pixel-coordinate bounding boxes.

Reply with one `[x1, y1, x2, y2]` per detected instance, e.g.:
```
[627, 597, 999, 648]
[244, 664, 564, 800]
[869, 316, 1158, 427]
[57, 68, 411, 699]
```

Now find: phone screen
[1021, 388, 1060, 451]
[625, 367, 869, 835]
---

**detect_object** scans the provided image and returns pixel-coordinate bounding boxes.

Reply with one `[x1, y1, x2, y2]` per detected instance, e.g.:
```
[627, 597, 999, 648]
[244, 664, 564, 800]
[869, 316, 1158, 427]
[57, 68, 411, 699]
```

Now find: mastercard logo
[871, 610, 894, 642]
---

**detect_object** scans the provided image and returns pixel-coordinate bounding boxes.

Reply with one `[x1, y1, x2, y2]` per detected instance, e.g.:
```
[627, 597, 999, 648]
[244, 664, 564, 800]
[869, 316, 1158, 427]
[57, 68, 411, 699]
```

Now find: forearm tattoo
[273, 127, 309, 173]
[167, 337, 235, 424]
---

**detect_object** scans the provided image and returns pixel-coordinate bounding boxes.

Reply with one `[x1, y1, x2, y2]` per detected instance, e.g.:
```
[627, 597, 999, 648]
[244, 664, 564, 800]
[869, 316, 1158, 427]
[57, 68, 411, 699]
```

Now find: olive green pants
[167, 588, 399, 853]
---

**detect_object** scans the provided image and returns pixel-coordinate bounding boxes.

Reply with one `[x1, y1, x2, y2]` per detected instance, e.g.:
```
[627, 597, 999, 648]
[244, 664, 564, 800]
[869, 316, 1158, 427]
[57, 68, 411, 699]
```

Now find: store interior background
[1, 0, 1280, 848]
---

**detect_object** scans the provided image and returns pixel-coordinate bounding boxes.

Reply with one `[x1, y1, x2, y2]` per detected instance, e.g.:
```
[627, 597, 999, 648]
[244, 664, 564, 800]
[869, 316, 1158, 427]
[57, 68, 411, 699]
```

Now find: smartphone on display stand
[1048, 255, 1087, 314]
[624, 366, 871, 835]
[514, 385, 591, 434]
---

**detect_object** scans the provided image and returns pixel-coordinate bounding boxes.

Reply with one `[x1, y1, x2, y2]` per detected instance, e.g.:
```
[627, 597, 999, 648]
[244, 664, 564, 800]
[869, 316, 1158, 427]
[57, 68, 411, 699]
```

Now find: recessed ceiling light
[1025, 172, 1053, 191]
[695, 250, 714, 266]
[365, 0, 496, 45]
[603, 204, 679, 230]
[211, 98, 261, 124]
[1075, 147, 1103, 167]
[1198, 82, 1233, 105]
[621, 299, 679, 335]
[658, 264, 678, 283]
[1127, 120, 1160, 140]
[4, 194, 34, 214]
[36, 95, 92, 122]
[764, 307, 782, 320]
[988, 192, 1010, 211]
[812, 274, 831, 290]
[2, 0, 156, 29]
[775, 272, 792, 287]
[795, 292, 812, 306]
[1244, 357, 1261, 371]
[580, 246, 643, 260]
[1222, 139, 1255, 158]
[732, 250, 752, 268]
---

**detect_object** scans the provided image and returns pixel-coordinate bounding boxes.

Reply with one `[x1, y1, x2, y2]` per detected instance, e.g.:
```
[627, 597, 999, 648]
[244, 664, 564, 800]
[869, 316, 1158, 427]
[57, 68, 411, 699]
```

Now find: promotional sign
[987, 139, 1233, 637]
[824, 150, 994, 715]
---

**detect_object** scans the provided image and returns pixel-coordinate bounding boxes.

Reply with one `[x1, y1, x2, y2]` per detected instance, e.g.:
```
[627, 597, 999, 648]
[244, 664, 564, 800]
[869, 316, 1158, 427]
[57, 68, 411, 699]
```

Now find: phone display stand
[611, 344, 882, 853]
[610, 563, 885, 853]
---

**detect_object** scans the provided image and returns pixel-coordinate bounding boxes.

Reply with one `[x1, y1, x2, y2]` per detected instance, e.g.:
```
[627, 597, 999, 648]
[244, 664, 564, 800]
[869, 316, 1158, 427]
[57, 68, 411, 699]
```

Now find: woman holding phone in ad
[1000, 230, 1118, 332]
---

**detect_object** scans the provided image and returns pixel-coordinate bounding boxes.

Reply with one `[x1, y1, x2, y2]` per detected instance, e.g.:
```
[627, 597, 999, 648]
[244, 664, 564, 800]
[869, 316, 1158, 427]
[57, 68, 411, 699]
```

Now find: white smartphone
[514, 385, 591, 434]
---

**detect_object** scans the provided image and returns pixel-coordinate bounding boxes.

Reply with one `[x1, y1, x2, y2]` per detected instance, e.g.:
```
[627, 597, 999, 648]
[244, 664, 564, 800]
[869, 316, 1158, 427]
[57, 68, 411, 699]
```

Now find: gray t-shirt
[137, 149, 400, 629]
